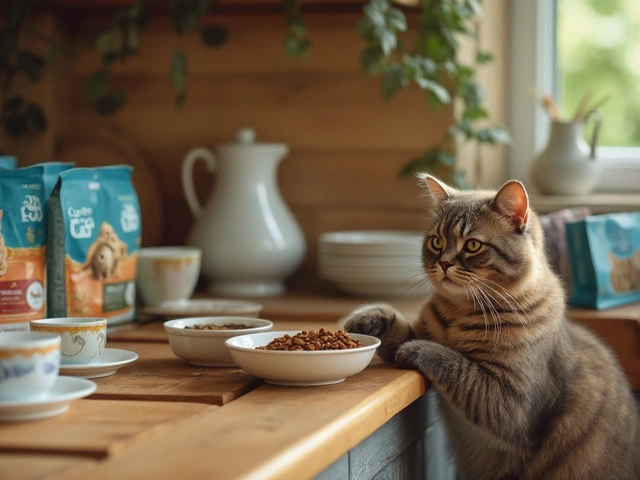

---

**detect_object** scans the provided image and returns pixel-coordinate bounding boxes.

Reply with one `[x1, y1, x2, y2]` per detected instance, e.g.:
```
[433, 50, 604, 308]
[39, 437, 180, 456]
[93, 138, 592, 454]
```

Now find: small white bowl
[164, 317, 274, 367]
[225, 331, 380, 386]
[0, 332, 61, 400]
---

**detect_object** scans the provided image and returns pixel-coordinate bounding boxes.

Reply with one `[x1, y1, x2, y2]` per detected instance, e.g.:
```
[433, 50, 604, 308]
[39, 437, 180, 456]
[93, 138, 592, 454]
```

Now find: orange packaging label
[0, 247, 46, 324]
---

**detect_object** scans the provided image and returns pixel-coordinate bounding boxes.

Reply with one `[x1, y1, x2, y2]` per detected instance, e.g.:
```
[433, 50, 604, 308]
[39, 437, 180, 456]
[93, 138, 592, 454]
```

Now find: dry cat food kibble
[256, 328, 365, 351]
[185, 323, 250, 330]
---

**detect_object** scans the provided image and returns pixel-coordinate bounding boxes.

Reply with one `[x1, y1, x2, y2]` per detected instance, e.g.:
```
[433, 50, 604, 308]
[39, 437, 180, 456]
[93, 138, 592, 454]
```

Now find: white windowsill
[530, 193, 640, 214]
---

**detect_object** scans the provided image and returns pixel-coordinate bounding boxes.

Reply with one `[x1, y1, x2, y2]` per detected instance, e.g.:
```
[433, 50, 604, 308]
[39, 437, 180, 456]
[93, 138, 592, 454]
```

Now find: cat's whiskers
[480, 277, 531, 327]
[471, 282, 502, 345]
[465, 281, 490, 341]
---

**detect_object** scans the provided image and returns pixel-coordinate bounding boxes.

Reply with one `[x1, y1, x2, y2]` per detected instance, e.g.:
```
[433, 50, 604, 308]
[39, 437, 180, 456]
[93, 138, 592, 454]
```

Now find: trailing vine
[356, 0, 510, 187]
[2, 0, 508, 188]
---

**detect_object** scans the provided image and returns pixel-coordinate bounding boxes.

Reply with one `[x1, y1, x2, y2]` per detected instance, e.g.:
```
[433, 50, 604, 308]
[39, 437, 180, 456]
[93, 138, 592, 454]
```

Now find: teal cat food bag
[0, 166, 46, 331]
[0, 156, 17, 168]
[35, 162, 75, 200]
[566, 212, 640, 309]
[47, 166, 141, 325]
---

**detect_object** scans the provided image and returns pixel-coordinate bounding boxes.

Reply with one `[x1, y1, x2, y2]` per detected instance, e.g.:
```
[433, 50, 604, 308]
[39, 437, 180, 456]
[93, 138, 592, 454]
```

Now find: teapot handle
[182, 147, 217, 219]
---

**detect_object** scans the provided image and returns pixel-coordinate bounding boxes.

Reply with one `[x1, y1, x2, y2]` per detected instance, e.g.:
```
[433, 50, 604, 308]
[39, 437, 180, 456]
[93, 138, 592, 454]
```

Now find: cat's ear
[493, 180, 529, 231]
[417, 173, 452, 202]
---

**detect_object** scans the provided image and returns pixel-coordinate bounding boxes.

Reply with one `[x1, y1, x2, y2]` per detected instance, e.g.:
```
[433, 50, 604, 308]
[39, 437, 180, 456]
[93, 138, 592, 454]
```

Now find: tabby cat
[343, 174, 640, 480]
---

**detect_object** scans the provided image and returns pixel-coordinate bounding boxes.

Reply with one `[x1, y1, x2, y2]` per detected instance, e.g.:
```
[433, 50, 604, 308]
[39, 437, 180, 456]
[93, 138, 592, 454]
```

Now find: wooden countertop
[2, 293, 639, 480]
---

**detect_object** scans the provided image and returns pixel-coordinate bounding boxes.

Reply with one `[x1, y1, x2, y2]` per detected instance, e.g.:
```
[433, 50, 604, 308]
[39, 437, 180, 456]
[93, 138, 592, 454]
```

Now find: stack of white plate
[318, 230, 432, 298]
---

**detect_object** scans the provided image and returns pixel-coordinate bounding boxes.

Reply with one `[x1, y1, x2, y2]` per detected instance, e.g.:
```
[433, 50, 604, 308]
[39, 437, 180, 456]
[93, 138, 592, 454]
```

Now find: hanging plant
[0, 0, 51, 138]
[357, 0, 510, 187]
[87, 0, 229, 114]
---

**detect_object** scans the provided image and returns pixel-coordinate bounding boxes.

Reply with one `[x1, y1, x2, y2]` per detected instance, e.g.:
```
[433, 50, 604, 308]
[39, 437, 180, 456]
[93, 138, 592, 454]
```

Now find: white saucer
[142, 298, 263, 319]
[0, 376, 96, 422]
[59, 348, 139, 379]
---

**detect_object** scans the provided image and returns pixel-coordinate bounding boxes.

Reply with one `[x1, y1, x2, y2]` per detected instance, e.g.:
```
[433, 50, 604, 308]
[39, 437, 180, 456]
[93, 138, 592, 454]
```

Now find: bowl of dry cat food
[224, 329, 381, 386]
[163, 316, 273, 367]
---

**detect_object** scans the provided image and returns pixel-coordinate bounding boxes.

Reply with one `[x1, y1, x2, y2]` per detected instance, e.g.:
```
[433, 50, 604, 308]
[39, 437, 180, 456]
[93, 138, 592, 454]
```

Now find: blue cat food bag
[566, 212, 640, 309]
[47, 166, 141, 325]
[34, 162, 75, 200]
[0, 156, 17, 168]
[0, 166, 46, 331]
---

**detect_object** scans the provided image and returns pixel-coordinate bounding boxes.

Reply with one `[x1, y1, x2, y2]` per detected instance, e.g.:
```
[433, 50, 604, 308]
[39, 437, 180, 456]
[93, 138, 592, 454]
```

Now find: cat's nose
[439, 261, 453, 272]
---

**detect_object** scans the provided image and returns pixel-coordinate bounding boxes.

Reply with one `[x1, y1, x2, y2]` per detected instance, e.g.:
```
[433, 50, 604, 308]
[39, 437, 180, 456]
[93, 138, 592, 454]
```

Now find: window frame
[508, 0, 640, 193]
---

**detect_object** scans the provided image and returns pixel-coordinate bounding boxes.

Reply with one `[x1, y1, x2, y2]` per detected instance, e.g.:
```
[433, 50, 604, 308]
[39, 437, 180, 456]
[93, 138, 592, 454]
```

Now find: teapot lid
[220, 128, 286, 150]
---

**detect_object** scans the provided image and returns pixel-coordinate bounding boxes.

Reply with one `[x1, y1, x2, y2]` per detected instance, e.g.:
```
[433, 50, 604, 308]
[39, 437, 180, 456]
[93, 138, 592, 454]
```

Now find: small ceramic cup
[0, 331, 61, 400]
[30, 318, 107, 365]
[136, 246, 202, 307]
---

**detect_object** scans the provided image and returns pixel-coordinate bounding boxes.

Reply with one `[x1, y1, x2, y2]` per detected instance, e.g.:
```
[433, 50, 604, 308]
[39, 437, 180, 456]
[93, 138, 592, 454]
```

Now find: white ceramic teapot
[182, 128, 307, 296]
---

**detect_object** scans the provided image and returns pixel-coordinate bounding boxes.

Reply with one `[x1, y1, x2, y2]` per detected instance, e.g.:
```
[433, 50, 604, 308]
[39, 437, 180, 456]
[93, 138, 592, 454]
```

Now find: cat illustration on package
[47, 166, 141, 325]
[0, 167, 46, 328]
[82, 222, 128, 280]
[609, 250, 640, 293]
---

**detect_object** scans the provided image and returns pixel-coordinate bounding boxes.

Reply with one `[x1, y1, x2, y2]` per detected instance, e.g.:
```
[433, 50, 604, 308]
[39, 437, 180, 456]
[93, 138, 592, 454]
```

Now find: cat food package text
[566, 212, 640, 309]
[0, 167, 47, 330]
[47, 166, 141, 325]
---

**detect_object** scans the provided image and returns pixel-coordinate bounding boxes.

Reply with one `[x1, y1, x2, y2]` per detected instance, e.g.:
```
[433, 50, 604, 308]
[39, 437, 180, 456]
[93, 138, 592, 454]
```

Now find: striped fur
[343, 175, 640, 480]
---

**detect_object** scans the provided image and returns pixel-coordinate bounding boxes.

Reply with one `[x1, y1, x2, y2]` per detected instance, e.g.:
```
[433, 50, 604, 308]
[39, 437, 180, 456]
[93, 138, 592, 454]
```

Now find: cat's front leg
[396, 340, 528, 443]
[342, 303, 413, 363]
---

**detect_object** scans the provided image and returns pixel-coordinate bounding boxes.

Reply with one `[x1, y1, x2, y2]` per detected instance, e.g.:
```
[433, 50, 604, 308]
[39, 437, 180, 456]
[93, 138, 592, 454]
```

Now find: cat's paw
[342, 304, 397, 338]
[395, 339, 434, 371]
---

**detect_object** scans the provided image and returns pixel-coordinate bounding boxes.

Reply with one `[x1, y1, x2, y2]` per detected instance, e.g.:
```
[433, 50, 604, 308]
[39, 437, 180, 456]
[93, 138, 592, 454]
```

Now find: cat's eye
[465, 239, 482, 253]
[431, 236, 443, 250]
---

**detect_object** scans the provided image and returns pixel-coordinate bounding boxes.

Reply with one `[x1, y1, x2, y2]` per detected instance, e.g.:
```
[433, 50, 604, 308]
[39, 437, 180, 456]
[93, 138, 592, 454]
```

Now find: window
[509, 0, 640, 193]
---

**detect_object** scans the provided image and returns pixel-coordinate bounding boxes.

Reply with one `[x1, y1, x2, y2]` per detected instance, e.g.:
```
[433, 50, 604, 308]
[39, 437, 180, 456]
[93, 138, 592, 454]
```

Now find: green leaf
[462, 107, 488, 121]
[360, 47, 385, 76]
[475, 127, 511, 144]
[287, 18, 307, 37]
[381, 65, 403, 100]
[476, 51, 494, 64]
[466, 0, 483, 16]
[357, 17, 376, 42]
[126, 24, 139, 53]
[94, 91, 126, 115]
[95, 30, 120, 56]
[201, 24, 228, 47]
[386, 8, 407, 32]
[379, 30, 397, 55]
[285, 36, 311, 57]
[462, 81, 484, 111]
[170, 48, 188, 92]
[416, 78, 451, 104]
[16, 50, 44, 81]
[84, 69, 109, 101]
[363, 3, 386, 28]
[24, 103, 47, 133]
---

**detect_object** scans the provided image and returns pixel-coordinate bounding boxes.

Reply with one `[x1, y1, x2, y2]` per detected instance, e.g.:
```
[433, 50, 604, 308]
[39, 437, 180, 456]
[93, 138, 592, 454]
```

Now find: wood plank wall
[3, 2, 508, 291]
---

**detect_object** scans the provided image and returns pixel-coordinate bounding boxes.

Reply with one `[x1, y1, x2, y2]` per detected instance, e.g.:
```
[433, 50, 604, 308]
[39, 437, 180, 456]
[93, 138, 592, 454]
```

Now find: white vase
[182, 128, 307, 297]
[530, 120, 601, 195]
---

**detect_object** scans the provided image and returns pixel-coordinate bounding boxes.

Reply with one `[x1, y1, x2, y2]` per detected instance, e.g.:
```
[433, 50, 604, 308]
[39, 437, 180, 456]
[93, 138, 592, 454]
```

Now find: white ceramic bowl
[30, 318, 107, 365]
[225, 331, 381, 386]
[0, 332, 61, 400]
[164, 316, 274, 367]
[319, 230, 424, 256]
[143, 298, 263, 320]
